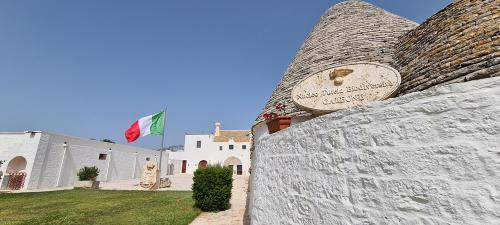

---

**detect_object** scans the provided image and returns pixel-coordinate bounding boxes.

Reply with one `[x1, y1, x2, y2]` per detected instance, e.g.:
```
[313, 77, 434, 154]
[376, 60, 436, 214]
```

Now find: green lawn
[0, 189, 200, 225]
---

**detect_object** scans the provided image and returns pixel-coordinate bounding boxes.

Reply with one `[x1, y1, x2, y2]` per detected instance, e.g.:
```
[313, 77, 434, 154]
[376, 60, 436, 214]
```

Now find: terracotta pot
[266, 116, 292, 134]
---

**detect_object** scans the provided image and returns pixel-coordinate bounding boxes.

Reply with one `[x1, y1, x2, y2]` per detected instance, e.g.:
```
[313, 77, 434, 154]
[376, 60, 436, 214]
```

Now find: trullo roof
[255, 0, 418, 125]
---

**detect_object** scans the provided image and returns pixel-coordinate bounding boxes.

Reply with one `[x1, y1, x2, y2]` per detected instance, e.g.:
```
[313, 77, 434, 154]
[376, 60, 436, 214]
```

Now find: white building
[169, 122, 251, 175]
[0, 131, 167, 191]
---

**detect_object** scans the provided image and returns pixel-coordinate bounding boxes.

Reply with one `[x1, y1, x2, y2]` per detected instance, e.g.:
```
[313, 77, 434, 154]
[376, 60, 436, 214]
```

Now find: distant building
[0, 131, 167, 191]
[169, 122, 251, 175]
[163, 145, 184, 152]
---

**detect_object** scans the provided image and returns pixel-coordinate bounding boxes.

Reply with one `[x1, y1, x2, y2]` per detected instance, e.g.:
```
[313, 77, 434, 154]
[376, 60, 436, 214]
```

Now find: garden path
[190, 175, 250, 225]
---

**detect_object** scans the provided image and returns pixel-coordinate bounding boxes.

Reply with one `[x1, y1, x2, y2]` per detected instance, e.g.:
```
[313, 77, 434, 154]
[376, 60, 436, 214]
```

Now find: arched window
[198, 160, 208, 169]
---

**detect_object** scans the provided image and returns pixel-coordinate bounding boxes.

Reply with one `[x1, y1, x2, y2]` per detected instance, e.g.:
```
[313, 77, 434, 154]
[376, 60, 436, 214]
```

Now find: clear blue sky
[0, 0, 451, 149]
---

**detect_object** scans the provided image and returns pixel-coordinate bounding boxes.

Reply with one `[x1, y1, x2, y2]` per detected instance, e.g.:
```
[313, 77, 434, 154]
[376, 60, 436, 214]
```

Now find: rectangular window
[229, 145, 234, 150]
[196, 141, 201, 148]
[99, 154, 107, 160]
[219, 146, 223, 151]
[242, 145, 247, 150]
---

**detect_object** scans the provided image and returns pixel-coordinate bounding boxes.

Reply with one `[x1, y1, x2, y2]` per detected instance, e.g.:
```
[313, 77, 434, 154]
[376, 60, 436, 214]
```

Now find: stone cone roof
[254, 0, 418, 125]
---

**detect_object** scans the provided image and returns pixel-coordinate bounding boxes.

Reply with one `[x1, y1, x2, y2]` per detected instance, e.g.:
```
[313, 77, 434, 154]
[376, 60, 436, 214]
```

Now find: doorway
[236, 165, 243, 175]
[181, 160, 187, 173]
[6, 156, 27, 190]
[223, 156, 243, 175]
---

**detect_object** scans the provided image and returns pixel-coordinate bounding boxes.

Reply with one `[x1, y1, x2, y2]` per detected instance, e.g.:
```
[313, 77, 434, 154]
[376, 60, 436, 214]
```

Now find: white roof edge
[0, 131, 44, 134]
[49, 133, 157, 151]
[0, 130, 157, 151]
[220, 130, 251, 132]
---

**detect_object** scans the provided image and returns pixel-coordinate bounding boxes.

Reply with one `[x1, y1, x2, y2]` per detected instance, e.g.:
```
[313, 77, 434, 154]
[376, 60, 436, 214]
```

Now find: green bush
[192, 164, 233, 211]
[77, 166, 100, 181]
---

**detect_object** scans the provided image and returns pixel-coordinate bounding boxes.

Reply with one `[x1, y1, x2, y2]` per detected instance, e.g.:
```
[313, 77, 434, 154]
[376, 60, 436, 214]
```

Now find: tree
[101, 139, 115, 144]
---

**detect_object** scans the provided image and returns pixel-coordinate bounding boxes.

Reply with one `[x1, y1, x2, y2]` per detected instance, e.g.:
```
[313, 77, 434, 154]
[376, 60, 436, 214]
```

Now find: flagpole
[159, 106, 167, 176]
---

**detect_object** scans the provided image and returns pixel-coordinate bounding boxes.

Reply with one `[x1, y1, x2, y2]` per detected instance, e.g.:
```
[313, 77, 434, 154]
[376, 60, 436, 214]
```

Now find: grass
[0, 189, 201, 225]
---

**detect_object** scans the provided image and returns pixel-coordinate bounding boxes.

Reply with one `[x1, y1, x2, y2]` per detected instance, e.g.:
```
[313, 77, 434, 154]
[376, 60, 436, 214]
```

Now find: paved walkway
[190, 175, 250, 225]
[100, 175, 194, 191]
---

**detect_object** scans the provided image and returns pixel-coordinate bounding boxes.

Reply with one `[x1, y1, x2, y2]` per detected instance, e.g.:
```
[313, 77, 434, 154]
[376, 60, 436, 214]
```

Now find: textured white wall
[250, 77, 500, 225]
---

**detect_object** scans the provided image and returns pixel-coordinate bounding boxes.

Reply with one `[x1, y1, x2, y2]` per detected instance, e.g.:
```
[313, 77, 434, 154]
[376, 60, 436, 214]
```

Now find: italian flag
[125, 111, 165, 142]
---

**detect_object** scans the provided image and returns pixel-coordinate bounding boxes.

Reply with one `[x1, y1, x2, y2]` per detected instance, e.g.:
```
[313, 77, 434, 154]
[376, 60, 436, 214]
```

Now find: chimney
[215, 122, 221, 136]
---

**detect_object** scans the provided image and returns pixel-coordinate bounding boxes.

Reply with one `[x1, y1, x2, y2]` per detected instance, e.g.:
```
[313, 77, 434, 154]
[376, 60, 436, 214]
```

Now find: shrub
[77, 166, 100, 181]
[192, 164, 233, 211]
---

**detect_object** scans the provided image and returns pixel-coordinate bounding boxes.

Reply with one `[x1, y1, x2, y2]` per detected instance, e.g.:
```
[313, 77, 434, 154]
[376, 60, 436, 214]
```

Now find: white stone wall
[250, 77, 500, 225]
[0, 132, 167, 190]
[167, 159, 183, 175]
[36, 132, 168, 189]
[0, 132, 41, 189]
[169, 134, 251, 175]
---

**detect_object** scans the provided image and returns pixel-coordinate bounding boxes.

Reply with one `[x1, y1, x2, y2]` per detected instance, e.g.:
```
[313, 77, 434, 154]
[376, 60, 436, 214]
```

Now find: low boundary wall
[251, 77, 500, 224]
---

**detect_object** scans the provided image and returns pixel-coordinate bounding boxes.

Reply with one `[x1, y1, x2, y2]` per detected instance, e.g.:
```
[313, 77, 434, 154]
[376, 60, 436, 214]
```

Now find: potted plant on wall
[263, 103, 292, 134]
[74, 166, 100, 189]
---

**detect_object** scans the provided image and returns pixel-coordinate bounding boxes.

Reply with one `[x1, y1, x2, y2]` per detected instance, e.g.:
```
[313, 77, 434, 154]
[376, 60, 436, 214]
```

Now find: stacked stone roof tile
[214, 130, 251, 142]
[255, 0, 418, 125]
[394, 0, 500, 95]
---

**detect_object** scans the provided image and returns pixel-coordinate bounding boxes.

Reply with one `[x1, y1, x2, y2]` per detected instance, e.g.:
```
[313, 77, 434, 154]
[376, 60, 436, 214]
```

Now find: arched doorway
[6, 156, 27, 190]
[6, 156, 27, 174]
[224, 156, 243, 175]
[198, 160, 208, 169]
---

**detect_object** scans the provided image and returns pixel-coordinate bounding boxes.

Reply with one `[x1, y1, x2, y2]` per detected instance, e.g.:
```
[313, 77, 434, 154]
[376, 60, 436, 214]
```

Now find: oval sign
[291, 62, 401, 114]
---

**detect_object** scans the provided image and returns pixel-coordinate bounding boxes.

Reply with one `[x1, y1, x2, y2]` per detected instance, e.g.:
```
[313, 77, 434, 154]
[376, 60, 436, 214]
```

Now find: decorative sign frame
[291, 62, 401, 114]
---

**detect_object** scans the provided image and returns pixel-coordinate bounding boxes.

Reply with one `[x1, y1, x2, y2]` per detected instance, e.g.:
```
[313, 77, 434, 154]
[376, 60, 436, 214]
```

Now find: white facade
[0, 131, 167, 190]
[169, 123, 251, 175]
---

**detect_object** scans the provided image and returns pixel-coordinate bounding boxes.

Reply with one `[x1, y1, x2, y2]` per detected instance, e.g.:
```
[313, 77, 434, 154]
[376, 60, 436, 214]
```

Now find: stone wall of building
[32, 132, 167, 189]
[0, 132, 42, 190]
[1, 131, 166, 190]
[395, 0, 500, 95]
[250, 77, 500, 225]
